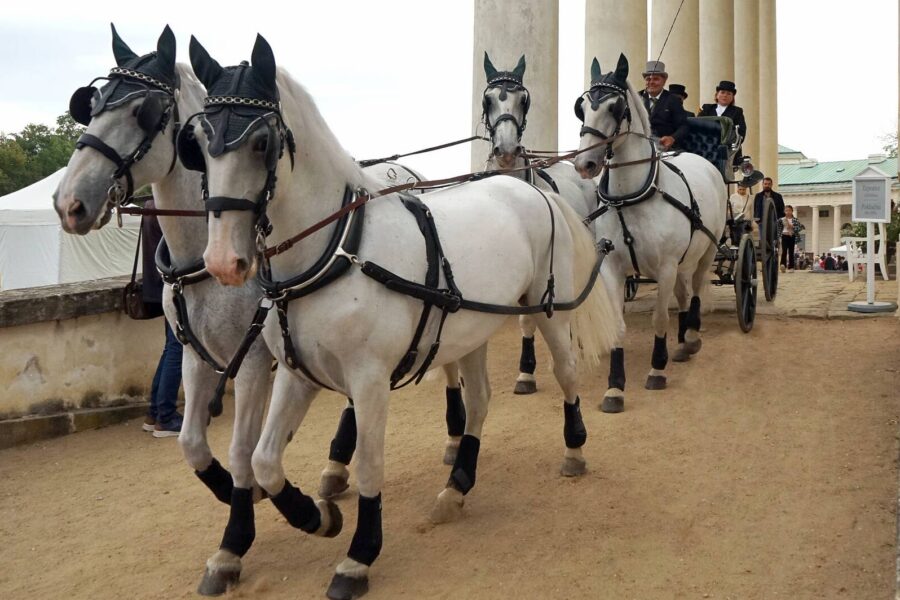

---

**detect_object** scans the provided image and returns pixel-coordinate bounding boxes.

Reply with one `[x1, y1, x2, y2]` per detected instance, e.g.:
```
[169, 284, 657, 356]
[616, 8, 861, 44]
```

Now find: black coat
[753, 190, 785, 221]
[698, 103, 747, 142]
[140, 200, 164, 305]
[639, 89, 689, 145]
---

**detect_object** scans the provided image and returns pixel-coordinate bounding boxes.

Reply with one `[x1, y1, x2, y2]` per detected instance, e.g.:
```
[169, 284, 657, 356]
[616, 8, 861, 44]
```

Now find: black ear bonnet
[574, 54, 630, 123]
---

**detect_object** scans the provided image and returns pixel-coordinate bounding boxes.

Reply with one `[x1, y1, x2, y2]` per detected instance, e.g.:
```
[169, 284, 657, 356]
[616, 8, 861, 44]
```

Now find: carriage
[623, 115, 778, 333]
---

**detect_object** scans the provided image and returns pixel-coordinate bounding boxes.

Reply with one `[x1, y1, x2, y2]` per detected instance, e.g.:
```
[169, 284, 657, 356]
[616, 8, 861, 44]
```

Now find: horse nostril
[514, 146, 524, 156]
[585, 161, 597, 173]
[492, 147, 502, 157]
[67, 199, 86, 218]
[235, 258, 249, 274]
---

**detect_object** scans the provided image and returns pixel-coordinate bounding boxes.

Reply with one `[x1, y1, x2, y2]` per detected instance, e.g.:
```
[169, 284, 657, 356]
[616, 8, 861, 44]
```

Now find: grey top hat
[642, 60, 667, 77]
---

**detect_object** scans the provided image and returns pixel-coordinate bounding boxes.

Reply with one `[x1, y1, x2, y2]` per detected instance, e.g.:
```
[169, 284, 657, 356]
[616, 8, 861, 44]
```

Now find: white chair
[842, 222, 890, 282]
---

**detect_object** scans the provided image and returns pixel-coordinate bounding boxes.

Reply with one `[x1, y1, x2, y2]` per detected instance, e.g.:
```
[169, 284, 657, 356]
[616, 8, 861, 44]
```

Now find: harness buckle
[334, 247, 360, 265]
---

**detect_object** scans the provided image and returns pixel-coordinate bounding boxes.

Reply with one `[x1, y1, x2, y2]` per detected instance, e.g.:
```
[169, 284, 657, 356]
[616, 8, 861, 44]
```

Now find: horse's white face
[200, 122, 277, 286]
[573, 91, 625, 179]
[483, 85, 529, 169]
[53, 95, 176, 234]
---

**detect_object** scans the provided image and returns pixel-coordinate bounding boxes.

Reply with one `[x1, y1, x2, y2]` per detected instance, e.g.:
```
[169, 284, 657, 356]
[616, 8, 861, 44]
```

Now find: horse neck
[485, 154, 530, 182]
[152, 64, 208, 268]
[267, 75, 369, 278]
[607, 85, 655, 195]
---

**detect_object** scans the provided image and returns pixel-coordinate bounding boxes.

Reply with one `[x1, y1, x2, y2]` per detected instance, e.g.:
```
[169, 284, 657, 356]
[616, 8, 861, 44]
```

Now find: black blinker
[176, 124, 206, 173]
[264, 126, 279, 171]
[573, 97, 585, 122]
[69, 86, 97, 126]
[137, 94, 164, 132]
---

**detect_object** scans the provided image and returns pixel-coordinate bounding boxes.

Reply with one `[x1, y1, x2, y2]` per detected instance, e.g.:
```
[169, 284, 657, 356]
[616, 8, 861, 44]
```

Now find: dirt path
[1, 313, 897, 600]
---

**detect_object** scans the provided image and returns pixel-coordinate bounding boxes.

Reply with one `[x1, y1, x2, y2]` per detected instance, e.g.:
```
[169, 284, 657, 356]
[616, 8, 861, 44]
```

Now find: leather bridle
[482, 77, 531, 141]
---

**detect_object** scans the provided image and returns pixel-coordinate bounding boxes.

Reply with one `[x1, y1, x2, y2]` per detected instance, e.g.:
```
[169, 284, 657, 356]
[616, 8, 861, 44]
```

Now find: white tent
[0, 169, 141, 291]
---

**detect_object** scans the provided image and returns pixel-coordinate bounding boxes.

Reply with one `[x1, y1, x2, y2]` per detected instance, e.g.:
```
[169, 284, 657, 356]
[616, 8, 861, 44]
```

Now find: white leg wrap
[207, 549, 241, 572]
[321, 460, 349, 478]
[604, 387, 624, 398]
[516, 372, 536, 383]
[336, 557, 369, 577]
[685, 329, 700, 343]
[564, 447, 584, 460]
[649, 368, 666, 377]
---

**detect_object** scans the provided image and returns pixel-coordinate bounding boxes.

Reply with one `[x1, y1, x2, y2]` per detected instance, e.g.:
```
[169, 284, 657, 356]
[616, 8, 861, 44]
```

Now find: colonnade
[472, 0, 779, 185]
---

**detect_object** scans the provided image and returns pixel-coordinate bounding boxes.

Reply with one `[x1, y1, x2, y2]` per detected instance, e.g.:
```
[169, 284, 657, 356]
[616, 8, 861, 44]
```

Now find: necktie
[649, 97, 657, 113]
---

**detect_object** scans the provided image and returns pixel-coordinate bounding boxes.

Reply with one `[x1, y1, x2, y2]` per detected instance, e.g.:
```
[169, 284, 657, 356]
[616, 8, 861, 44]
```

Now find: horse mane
[624, 80, 650, 136]
[274, 67, 364, 186]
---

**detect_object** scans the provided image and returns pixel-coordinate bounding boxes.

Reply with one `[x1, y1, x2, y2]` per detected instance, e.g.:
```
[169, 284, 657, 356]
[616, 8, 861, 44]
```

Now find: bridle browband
[70, 66, 180, 209]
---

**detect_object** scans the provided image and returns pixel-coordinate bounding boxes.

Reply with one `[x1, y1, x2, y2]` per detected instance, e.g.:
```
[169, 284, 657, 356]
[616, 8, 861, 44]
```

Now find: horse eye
[253, 136, 267, 152]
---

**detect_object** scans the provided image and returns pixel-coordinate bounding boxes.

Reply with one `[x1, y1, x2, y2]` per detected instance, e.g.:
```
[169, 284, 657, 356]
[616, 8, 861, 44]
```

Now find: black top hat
[668, 84, 687, 98]
[716, 80, 737, 93]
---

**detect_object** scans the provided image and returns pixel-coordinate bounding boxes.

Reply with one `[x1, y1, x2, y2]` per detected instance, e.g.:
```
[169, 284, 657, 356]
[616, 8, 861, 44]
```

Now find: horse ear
[512, 55, 526, 80]
[156, 25, 176, 78]
[483, 52, 498, 81]
[251, 34, 277, 96]
[615, 53, 629, 82]
[590, 57, 602, 82]
[110, 23, 138, 66]
[189, 36, 224, 90]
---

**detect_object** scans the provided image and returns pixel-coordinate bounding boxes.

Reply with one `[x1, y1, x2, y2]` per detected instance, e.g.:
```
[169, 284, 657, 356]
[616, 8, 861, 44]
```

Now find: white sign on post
[852, 167, 891, 223]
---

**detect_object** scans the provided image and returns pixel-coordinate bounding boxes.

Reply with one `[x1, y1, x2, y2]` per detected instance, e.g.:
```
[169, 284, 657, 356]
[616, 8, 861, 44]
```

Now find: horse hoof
[601, 396, 624, 413]
[197, 567, 240, 596]
[318, 473, 350, 500]
[443, 443, 459, 466]
[326, 573, 369, 600]
[560, 455, 587, 477]
[513, 379, 537, 395]
[672, 346, 691, 362]
[684, 338, 702, 355]
[645, 375, 667, 390]
[429, 487, 465, 524]
[316, 499, 343, 538]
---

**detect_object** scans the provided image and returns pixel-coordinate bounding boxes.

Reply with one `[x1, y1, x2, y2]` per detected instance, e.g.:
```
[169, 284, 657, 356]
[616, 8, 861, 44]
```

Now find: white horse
[479, 52, 598, 395]
[573, 54, 727, 413]
[188, 34, 615, 599]
[52, 26, 467, 596]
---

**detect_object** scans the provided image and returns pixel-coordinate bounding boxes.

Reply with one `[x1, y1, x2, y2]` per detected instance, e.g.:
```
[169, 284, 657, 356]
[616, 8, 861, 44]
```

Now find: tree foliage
[0, 114, 84, 196]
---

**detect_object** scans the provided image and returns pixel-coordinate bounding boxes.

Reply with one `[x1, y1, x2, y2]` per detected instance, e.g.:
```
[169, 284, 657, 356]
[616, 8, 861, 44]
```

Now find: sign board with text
[852, 166, 891, 223]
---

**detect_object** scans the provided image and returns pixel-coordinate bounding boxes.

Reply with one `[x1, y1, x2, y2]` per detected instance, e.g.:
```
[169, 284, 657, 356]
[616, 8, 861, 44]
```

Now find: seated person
[668, 84, 694, 117]
[698, 80, 747, 163]
[639, 61, 689, 150]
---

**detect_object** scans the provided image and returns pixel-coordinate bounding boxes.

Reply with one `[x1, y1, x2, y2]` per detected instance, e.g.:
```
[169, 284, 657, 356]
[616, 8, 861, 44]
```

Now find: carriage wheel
[734, 234, 758, 333]
[624, 277, 639, 302]
[760, 197, 779, 301]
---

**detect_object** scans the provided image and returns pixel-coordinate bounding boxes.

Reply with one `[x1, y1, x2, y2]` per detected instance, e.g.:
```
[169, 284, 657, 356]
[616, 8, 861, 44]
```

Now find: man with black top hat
[668, 84, 694, 117]
[698, 80, 747, 142]
[639, 61, 689, 150]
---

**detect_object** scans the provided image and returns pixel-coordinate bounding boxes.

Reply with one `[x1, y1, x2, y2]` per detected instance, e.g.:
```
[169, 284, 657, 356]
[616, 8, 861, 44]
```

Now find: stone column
[758, 0, 778, 185]
[471, 0, 559, 170]
[811, 205, 820, 256]
[833, 205, 843, 248]
[699, 0, 734, 106]
[650, 0, 700, 104]
[734, 0, 760, 167]
[584, 0, 647, 91]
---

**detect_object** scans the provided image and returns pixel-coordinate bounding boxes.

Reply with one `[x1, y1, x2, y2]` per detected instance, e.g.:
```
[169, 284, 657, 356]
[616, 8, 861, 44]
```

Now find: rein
[357, 135, 488, 168]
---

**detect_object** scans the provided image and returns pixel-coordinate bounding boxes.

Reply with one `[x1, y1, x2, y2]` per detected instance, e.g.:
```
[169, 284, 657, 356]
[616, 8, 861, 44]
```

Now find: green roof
[778, 144, 799, 154]
[779, 157, 898, 187]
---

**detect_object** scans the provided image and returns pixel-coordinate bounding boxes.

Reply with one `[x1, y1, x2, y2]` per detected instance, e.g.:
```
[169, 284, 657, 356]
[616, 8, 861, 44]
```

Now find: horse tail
[551, 195, 617, 369]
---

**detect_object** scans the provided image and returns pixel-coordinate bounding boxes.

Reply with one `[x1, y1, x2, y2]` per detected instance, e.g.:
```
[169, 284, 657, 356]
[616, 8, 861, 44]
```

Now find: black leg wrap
[651, 334, 668, 370]
[329, 406, 357, 465]
[608, 348, 625, 390]
[677, 311, 688, 344]
[270, 480, 321, 533]
[448, 434, 480, 495]
[220, 487, 255, 558]
[687, 296, 701, 330]
[518, 336, 537, 375]
[445, 387, 466, 437]
[195, 458, 234, 506]
[347, 494, 383, 567]
[563, 397, 587, 449]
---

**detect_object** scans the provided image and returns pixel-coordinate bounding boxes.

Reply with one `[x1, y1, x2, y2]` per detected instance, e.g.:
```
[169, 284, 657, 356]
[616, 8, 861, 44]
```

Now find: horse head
[185, 34, 294, 286]
[54, 24, 180, 234]
[573, 54, 631, 179]
[481, 53, 529, 169]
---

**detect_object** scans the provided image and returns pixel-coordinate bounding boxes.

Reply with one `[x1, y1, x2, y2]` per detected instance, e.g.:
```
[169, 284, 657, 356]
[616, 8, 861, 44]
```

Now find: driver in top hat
[697, 80, 747, 142]
[638, 61, 689, 150]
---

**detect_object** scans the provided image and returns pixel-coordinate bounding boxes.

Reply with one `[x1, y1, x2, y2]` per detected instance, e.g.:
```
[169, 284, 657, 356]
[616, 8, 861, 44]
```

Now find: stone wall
[0, 276, 162, 423]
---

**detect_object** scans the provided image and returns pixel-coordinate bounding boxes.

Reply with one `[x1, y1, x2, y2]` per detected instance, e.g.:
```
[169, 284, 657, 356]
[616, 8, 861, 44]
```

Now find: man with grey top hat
[668, 84, 694, 117]
[638, 60, 689, 150]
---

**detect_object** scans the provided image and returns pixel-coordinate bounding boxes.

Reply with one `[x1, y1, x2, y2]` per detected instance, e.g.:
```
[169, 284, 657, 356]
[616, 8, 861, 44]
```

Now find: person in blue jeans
[139, 199, 184, 438]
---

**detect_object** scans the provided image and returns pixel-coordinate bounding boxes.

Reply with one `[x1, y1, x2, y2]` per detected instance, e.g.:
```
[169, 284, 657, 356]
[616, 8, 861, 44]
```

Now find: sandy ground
[1, 312, 898, 600]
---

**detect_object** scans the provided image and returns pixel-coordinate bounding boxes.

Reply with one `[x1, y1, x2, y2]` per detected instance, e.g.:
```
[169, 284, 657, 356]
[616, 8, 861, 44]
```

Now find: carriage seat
[680, 116, 740, 180]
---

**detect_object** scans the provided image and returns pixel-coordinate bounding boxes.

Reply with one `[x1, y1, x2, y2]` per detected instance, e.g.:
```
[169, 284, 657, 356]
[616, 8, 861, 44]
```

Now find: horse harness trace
[69, 62, 181, 208]
[574, 81, 721, 279]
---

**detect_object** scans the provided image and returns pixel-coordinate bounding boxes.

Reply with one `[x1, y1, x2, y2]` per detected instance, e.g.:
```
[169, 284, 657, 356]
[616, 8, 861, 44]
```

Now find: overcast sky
[1, 0, 896, 179]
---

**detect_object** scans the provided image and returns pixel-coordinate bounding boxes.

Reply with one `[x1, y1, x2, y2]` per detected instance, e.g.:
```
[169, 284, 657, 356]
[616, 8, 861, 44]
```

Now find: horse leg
[430, 344, 490, 525]
[443, 362, 466, 466]
[513, 314, 538, 394]
[319, 399, 356, 500]
[685, 247, 716, 355]
[198, 350, 271, 596]
[600, 268, 627, 413]
[326, 379, 389, 600]
[537, 314, 588, 477]
[645, 267, 676, 390]
[671, 274, 693, 362]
